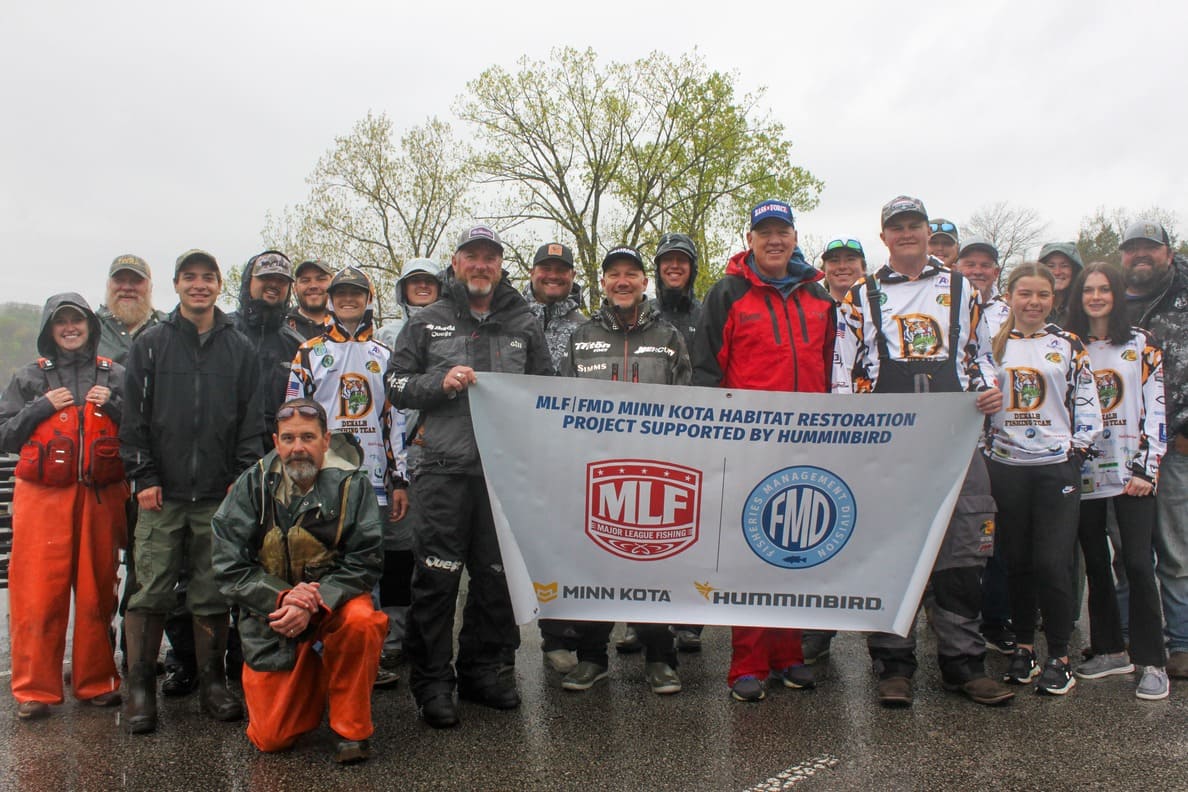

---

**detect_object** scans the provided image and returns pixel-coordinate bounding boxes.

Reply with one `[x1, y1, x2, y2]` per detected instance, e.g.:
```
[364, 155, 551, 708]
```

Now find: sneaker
[672, 628, 702, 653]
[543, 648, 579, 674]
[1136, 666, 1170, 701]
[1074, 651, 1134, 680]
[981, 624, 1017, 655]
[561, 661, 608, 692]
[730, 675, 765, 702]
[1003, 647, 1040, 685]
[616, 627, 642, 654]
[780, 664, 816, 690]
[374, 667, 400, 689]
[801, 632, 833, 665]
[1035, 657, 1076, 695]
[645, 662, 682, 694]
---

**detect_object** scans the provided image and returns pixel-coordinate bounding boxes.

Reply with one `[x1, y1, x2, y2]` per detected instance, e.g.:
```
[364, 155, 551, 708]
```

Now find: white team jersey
[1080, 329, 1165, 499]
[986, 325, 1103, 466]
[844, 260, 997, 392]
[288, 323, 407, 505]
[981, 295, 1011, 339]
[832, 296, 858, 394]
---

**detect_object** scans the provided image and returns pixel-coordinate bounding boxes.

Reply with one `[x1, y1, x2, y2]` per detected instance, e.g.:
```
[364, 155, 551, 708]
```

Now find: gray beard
[283, 459, 318, 489]
[109, 296, 153, 328]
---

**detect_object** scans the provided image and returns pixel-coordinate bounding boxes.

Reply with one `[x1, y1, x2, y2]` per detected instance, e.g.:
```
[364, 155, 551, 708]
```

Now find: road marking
[743, 754, 840, 791]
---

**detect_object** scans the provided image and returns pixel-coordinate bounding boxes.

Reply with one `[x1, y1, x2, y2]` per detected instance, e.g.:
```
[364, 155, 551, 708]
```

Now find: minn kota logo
[534, 581, 558, 603]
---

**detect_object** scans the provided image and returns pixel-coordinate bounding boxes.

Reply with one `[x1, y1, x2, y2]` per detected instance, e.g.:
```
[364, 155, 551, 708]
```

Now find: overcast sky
[2, 0, 1184, 310]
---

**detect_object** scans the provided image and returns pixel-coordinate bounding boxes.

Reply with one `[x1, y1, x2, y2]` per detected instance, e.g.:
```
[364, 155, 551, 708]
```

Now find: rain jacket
[376, 258, 444, 350]
[385, 272, 553, 476]
[655, 256, 701, 351]
[523, 281, 585, 371]
[558, 299, 690, 385]
[211, 433, 384, 672]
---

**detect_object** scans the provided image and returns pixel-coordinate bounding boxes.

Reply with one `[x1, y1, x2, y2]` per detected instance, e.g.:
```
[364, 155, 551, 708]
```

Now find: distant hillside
[0, 303, 43, 388]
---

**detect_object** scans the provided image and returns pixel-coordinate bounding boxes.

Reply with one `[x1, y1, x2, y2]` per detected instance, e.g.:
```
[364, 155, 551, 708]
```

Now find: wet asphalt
[1, 589, 1186, 792]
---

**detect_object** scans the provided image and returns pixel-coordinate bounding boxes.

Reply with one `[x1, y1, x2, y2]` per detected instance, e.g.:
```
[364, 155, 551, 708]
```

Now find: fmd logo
[586, 459, 701, 561]
[742, 466, 856, 569]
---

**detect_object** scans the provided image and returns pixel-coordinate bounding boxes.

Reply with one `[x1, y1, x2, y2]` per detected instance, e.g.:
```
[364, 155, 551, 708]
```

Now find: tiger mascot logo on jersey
[338, 374, 373, 419]
[1009, 367, 1045, 411]
[1094, 369, 1123, 413]
[896, 314, 942, 358]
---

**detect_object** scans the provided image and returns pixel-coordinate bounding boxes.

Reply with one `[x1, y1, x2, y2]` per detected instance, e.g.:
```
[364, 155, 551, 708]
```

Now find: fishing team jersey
[985, 325, 1102, 466]
[832, 295, 859, 394]
[980, 295, 1011, 339]
[288, 323, 407, 505]
[1080, 329, 1165, 499]
[845, 260, 996, 392]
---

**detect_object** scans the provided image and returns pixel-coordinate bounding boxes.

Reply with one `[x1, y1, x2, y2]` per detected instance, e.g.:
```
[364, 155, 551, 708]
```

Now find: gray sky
[2, 0, 1184, 311]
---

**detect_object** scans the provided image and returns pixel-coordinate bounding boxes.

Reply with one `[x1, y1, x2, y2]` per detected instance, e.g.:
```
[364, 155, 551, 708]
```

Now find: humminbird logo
[708, 589, 882, 610]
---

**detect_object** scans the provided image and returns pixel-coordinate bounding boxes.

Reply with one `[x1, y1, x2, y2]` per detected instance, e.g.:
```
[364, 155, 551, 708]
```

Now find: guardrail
[0, 454, 13, 588]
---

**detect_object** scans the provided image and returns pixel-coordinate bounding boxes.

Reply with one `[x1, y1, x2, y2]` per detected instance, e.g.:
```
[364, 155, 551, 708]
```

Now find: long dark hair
[992, 263, 1055, 363]
[1064, 261, 1131, 346]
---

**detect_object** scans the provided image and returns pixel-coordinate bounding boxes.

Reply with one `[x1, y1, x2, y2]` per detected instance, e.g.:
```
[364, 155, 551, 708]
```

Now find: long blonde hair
[991, 262, 1055, 363]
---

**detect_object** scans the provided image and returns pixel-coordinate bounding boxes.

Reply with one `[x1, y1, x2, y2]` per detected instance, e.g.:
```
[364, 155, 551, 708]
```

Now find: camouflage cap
[880, 195, 928, 227]
[109, 254, 151, 279]
[328, 265, 373, 295]
[249, 250, 294, 281]
[174, 249, 220, 277]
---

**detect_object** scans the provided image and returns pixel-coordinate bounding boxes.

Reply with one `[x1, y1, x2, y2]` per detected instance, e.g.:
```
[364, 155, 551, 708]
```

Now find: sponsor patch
[534, 581, 558, 603]
[741, 466, 856, 569]
[585, 459, 702, 561]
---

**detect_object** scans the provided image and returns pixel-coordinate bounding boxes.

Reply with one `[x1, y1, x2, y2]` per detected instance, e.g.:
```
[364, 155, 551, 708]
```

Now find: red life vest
[13, 357, 125, 487]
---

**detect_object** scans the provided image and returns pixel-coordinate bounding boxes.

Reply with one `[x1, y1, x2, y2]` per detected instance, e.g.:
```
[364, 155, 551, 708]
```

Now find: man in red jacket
[691, 199, 836, 702]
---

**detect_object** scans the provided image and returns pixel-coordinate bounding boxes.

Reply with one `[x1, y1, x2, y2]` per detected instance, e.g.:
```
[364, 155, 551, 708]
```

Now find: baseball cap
[929, 218, 959, 244]
[1038, 242, 1084, 270]
[601, 246, 645, 272]
[750, 200, 795, 229]
[328, 266, 373, 294]
[295, 259, 334, 276]
[880, 195, 929, 227]
[109, 254, 151, 279]
[532, 242, 574, 268]
[455, 225, 504, 253]
[1120, 220, 1171, 250]
[958, 236, 999, 262]
[249, 251, 293, 281]
[654, 233, 698, 264]
[174, 249, 220, 277]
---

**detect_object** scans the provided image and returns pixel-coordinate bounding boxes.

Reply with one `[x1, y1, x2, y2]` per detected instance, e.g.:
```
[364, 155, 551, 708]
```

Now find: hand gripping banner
[470, 374, 982, 636]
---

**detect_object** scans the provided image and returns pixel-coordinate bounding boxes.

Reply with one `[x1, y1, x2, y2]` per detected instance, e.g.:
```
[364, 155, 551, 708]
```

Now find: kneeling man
[212, 398, 387, 762]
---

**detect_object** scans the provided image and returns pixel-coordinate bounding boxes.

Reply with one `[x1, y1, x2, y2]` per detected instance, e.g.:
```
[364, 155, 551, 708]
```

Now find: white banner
[471, 374, 981, 636]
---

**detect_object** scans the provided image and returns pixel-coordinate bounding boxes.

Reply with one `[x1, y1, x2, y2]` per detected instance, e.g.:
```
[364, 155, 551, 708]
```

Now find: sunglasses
[276, 404, 323, 421]
[929, 222, 957, 234]
[824, 239, 864, 254]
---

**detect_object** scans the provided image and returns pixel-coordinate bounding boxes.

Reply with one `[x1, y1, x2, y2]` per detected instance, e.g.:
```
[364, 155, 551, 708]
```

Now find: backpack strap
[865, 276, 892, 363]
[37, 357, 66, 391]
[95, 356, 113, 388]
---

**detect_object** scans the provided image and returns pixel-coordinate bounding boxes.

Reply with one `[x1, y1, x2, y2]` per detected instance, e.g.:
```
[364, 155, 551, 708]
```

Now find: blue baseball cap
[750, 200, 795, 230]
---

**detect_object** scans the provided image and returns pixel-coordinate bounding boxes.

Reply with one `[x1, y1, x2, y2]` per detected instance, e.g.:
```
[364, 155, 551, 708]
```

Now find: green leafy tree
[1077, 206, 1188, 266]
[456, 48, 822, 306]
[0, 303, 44, 388]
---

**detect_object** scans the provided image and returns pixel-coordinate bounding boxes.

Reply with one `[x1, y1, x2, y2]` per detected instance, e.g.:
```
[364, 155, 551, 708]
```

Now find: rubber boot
[193, 613, 244, 722]
[123, 610, 165, 735]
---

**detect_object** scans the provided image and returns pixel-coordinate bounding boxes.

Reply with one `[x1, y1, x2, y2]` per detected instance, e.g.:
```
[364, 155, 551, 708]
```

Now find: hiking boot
[161, 664, 198, 697]
[645, 662, 682, 695]
[543, 648, 579, 674]
[780, 664, 816, 690]
[458, 677, 521, 709]
[877, 676, 913, 707]
[672, 628, 702, 653]
[561, 661, 609, 692]
[332, 736, 371, 764]
[1074, 651, 1134, 680]
[17, 701, 50, 720]
[730, 676, 765, 702]
[1166, 651, 1188, 679]
[944, 675, 1015, 705]
[616, 626, 642, 654]
[418, 691, 459, 729]
[1136, 666, 1170, 701]
[1035, 657, 1076, 695]
[1003, 647, 1040, 685]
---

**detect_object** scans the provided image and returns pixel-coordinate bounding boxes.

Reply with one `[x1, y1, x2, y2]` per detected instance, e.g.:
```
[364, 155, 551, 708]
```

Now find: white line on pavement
[743, 754, 840, 791]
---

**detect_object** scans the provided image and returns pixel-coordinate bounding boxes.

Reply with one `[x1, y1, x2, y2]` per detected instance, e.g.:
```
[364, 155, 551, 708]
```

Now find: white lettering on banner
[471, 374, 980, 636]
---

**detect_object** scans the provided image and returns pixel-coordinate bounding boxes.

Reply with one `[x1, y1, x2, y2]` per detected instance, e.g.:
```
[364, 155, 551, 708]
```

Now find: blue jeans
[1155, 446, 1188, 653]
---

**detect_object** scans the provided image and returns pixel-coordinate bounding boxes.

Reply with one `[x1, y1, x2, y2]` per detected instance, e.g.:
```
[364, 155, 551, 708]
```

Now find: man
[692, 199, 836, 703]
[523, 242, 584, 370]
[928, 218, 960, 267]
[1119, 220, 1188, 679]
[231, 250, 305, 444]
[97, 254, 166, 364]
[957, 237, 1010, 337]
[211, 399, 388, 763]
[287, 259, 334, 340]
[287, 266, 408, 690]
[385, 225, 552, 729]
[519, 242, 584, 671]
[1038, 242, 1084, 325]
[120, 249, 264, 735]
[376, 258, 445, 350]
[557, 245, 690, 695]
[844, 196, 1012, 707]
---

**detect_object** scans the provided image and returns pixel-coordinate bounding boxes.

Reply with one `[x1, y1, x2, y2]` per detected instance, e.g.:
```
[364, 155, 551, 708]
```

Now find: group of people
[2, 193, 1184, 764]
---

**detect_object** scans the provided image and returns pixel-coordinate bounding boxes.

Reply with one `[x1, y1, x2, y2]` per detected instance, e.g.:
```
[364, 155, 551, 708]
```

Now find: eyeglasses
[929, 222, 957, 234]
[824, 239, 864, 254]
[276, 404, 323, 421]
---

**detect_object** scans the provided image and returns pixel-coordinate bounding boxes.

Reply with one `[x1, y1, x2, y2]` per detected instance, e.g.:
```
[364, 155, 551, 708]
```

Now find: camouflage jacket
[522, 285, 583, 371]
[1132, 255, 1188, 437]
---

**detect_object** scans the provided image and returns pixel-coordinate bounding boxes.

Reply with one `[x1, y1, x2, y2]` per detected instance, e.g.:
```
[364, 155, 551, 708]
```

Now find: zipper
[778, 296, 801, 390]
[190, 333, 202, 501]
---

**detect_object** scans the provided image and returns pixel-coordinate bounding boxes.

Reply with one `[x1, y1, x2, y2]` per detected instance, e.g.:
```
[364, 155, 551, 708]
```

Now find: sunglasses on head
[929, 222, 957, 234]
[276, 405, 322, 421]
[824, 239, 863, 254]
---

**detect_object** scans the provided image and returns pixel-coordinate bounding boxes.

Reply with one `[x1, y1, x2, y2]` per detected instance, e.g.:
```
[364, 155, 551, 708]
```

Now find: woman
[0, 294, 128, 719]
[1065, 262, 1168, 700]
[984, 264, 1102, 695]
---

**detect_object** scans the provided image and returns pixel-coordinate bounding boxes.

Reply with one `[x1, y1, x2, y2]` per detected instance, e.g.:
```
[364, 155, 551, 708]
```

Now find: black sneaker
[980, 624, 1017, 655]
[1035, 657, 1076, 696]
[1003, 647, 1039, 685]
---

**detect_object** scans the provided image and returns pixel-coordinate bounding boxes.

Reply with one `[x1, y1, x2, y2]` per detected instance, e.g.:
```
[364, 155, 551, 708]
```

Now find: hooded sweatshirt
[376, 258, 444, 350]
[654, 254, 702, 351]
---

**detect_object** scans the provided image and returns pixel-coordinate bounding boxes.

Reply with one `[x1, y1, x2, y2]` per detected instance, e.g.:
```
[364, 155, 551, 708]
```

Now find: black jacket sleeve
[0, 366, 55, 452]
[119, 336, 159, 492]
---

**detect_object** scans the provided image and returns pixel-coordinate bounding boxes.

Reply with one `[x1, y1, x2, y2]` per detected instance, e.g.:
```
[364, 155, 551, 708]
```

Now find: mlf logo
[742, 466, 856, 569]
[586, 459, 701, 561]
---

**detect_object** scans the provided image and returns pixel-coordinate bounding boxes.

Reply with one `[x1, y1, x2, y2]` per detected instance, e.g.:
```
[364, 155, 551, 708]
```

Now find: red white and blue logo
[742, 466, 856, 569]
[586, 459, 701, 561]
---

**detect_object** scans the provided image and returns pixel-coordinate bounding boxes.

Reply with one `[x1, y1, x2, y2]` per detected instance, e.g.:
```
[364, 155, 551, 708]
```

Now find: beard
[1124, 257, 1168, 294]
[108, 293, 153, 327]
[282, 456, 318, 489]
[465, 280, 494, 298]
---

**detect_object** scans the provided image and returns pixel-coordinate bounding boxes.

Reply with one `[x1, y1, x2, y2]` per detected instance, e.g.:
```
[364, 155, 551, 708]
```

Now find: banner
[471, 374, 982, 636]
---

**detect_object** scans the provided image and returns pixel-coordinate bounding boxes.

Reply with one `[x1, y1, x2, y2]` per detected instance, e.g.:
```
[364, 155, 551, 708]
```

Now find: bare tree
[963, 202, 1048, 275]
[1077, 205, 1187, 266]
